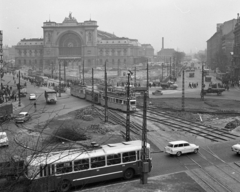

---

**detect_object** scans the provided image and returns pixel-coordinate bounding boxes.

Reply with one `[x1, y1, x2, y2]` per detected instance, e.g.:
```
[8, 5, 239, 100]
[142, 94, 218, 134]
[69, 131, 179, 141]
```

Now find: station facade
[15, 14, 154, 73]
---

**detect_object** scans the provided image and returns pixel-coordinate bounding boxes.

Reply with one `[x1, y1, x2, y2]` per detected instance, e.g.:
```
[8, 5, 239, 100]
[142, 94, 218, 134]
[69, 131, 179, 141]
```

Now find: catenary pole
[18, 70, 21, 107]
[182, 70, 185, 111]
[104, 61, 108, 122]
[141, 90, 148, 184]
[92, 68, 94, 109]
[201, 62, 204, 100]
[126, 72, 131, 141]
[59, 61, 61, 97]
[82, 60, 85, 85]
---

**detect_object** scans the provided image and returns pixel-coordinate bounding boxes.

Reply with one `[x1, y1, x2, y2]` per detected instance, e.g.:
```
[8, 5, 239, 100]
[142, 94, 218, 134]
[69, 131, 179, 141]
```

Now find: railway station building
[14, 14, 154, 73]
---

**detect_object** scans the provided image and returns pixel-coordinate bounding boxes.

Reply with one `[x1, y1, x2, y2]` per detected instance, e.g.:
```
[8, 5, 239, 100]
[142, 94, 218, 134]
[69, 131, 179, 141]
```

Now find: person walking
[34, 102, 37, 112]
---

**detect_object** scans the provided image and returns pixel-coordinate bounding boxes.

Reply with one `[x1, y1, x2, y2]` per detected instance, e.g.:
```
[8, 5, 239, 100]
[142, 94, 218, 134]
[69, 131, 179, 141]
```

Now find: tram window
[91, 156, 106, 168]
[51, 164, 55, 174]
[107, 154, 121, 165]
[116, 99, 119, 103]
[122, 151, 136, 162]
[40, 166, 43, 177]
[56, 162, 73, 174]
[119, 100, 123, 104]
[74, 159, 89, 171]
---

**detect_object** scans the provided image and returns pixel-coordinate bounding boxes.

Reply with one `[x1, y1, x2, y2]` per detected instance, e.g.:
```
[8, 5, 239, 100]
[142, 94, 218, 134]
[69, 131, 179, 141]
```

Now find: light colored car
[152, 89, 163, 95]
[165, 140, 199, 157]
[232, 144, 240, 154]
[15, 112, 31, 123]
[29, 93, 37, 100]
[0, 132, 9, 147]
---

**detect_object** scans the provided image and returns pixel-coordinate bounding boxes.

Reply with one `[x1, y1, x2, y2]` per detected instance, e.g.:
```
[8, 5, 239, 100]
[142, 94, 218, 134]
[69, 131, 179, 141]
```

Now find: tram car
[85, 87, 101, 104]
[100, 92, 136, 112]
[70, 84, 86, 99]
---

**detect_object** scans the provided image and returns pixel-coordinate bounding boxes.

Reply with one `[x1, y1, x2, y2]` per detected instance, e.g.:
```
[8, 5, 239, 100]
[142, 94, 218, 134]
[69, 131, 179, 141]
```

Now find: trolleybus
[25, 140, 152, 192]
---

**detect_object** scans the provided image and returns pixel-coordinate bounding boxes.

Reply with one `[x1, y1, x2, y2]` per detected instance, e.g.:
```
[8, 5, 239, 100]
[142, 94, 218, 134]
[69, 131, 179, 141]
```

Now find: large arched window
[59, 33, 82, 56]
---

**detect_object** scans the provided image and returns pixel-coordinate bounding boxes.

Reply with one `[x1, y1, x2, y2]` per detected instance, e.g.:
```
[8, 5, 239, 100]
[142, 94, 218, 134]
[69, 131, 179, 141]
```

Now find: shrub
[49, 121, 89, 143]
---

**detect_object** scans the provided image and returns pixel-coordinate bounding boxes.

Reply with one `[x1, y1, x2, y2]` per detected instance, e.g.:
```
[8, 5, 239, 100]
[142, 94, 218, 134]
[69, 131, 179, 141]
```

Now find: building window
[106, 49, 109, 55]
[29, 50, 32, 56]
[112, 59, 115, 65]
[24, 50, 27, 56]
[100, 59, 102, 65]
[87, 50, 91, 55]
[111, 49, 115, 55]
[124, 49, 127, 56]
[19, 60, 21, 65]
[117, 50, 121, 56]
[24, 60, 26, 64]
[18, 50, 21, 55]
[88, 59, 91, 65]
[124, 59, 126, 64]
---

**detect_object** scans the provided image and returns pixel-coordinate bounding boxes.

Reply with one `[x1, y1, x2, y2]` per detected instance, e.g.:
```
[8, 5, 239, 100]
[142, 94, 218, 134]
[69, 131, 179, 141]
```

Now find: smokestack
[162, 37, 164, 50]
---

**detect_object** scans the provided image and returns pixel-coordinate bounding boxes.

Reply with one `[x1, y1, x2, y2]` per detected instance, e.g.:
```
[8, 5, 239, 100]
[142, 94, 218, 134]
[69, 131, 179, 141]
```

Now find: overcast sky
[1, 0, 239, 54]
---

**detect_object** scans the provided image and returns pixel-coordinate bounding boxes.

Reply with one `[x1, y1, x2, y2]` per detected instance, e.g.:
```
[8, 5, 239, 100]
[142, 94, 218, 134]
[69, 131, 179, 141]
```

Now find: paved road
[150, 68, 240, 100]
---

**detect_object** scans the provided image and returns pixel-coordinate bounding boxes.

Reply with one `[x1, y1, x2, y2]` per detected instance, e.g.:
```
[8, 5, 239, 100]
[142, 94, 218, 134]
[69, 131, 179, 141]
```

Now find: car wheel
[57, 180, 71, 192]
[123, 168, 134, 180]
[194, 149, 198, 154]
[176, 151, 182, 157]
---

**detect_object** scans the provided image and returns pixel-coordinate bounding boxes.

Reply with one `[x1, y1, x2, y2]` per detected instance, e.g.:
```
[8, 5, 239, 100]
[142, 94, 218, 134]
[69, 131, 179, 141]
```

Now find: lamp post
[201, 62, 204, 101]
[18, 70, 21, 107]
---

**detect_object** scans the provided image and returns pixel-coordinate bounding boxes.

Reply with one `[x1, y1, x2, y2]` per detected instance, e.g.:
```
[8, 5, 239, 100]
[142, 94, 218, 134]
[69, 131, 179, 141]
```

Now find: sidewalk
[77, 171, 205, 192]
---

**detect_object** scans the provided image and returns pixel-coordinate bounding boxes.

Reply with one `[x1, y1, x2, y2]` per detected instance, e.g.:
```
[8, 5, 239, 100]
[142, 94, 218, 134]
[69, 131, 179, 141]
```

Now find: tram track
[133, 107, 240, 142]
[174, 146, 240, 192]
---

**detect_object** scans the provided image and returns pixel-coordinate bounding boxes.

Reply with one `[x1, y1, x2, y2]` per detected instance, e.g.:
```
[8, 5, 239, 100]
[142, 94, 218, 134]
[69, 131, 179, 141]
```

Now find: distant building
[233, 14, 240, 79]
[15, 14, 154, 72]
[207, 19, 236, 71]
[157, 37, 175, 63]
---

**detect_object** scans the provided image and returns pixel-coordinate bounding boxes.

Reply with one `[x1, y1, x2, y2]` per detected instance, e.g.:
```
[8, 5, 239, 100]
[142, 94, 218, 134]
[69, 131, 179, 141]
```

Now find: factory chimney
[162, 37, 164, 50]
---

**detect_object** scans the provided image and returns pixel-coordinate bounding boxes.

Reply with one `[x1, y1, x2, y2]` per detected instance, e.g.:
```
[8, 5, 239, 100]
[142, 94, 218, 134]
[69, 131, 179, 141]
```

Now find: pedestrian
[34, 102, 37, 111]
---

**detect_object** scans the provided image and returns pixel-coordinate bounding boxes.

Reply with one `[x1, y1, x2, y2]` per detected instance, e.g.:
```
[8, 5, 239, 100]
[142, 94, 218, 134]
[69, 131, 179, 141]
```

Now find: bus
[203, 68, 210, 76]
[44, 88, 57, 104]
[25, 140, 152, 192]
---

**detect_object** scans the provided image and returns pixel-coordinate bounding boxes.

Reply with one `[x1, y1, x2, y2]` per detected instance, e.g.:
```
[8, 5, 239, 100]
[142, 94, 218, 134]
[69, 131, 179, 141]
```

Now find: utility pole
[92, 68, 94, 109]
[18, 70, 21, 107]
[59, 61, 61, 97]
[170, 57, 172, 80]
[146, 61, 149, 98]
[134, 67, 136, 87]
[182, 70, 185, 111]
[201, 62, 204, 100]
[141, 90, 149, 184]
[161, 63, 163, 81]
[104, 61, 108, 122]
[64, 61, 66, 87]
[82, 60, 85, 85]
[126, 71, 132, 141]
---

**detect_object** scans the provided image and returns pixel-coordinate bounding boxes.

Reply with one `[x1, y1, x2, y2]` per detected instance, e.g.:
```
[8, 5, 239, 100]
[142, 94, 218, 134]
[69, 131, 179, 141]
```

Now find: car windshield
[30, 94, 35, 96]
[18, 114, 25, 117]
[167, 144, 174, 147]
[130, 101, 136, 105]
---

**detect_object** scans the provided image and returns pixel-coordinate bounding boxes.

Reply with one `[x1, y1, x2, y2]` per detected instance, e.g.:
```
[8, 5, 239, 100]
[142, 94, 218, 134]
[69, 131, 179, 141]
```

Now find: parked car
[29, 93, 37, 100]
[0, 132, 9, 147]
[169, 83, 178, 90]
[232, 144, 240, 154]
[15, 112, 30, 123]
[152, 89, 163, 95]
[165, 140, 199, 156]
